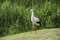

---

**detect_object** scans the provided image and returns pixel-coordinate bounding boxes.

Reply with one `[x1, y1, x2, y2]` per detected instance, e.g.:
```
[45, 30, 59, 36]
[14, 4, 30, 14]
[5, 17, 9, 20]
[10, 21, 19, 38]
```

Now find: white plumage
[31, 9, 40, 27]
[31, 9, 40, 23]
[32, 17, 40, 23]
[31, 9, 40, 30]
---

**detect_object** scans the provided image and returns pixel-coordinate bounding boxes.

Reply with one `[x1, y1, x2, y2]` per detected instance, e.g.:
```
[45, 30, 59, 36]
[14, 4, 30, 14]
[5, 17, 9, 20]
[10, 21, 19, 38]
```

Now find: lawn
[0, 28, 60, 40]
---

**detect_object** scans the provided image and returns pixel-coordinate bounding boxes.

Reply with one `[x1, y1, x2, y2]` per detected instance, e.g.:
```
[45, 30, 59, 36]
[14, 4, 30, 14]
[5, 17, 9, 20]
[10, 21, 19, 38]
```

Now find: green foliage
[0, 0, 60, 37]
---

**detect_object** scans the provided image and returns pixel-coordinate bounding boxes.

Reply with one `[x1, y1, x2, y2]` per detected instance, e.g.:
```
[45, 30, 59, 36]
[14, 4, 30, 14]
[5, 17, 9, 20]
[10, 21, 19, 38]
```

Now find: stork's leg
[32, 23, 34, 28]
[32, 22, 37, 30]
[32, 22, 35, 30]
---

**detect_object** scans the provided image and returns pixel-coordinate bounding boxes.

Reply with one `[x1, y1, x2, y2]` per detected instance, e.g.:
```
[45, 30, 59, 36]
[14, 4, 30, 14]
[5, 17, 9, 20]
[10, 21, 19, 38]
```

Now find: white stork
[31, 9, 40, 30]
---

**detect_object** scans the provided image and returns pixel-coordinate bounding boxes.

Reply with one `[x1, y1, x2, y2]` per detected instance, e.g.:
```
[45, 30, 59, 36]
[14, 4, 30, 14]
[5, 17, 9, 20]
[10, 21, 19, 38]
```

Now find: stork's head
[31, 9, 34, 12]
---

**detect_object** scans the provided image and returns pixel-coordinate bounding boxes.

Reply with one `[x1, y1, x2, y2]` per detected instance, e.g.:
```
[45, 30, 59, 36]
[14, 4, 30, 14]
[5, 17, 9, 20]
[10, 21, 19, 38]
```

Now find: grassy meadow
[0, 28, 60, 40]
[0, 0, 60, 37]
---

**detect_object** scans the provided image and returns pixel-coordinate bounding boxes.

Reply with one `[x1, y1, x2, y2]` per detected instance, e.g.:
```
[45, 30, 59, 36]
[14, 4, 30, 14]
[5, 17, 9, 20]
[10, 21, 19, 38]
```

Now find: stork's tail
[36, 21, 41, 26]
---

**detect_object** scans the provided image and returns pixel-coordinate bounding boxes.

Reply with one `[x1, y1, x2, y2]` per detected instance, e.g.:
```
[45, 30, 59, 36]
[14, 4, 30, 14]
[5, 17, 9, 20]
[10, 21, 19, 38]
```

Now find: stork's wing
[33, 17, 40, 22]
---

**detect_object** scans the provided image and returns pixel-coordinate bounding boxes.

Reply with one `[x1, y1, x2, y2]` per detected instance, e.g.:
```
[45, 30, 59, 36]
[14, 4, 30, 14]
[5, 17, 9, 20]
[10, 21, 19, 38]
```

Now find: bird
[31, 9, 40, 30]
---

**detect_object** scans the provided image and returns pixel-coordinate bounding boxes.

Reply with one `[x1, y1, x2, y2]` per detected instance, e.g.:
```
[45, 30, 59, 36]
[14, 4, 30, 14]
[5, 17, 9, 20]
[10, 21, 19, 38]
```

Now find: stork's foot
[32, 25, 39, 31]
[32, 27, 36, 31]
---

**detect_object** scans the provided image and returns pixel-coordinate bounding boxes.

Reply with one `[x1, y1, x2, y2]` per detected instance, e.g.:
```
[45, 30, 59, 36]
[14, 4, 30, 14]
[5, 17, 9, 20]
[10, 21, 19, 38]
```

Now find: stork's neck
[31, 11, 34, 17]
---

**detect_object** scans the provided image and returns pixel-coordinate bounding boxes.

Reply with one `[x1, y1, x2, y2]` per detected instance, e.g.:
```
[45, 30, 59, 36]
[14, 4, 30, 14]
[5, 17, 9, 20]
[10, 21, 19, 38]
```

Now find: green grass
[0, 28, 60, 40]
[0, 0, 60, 36]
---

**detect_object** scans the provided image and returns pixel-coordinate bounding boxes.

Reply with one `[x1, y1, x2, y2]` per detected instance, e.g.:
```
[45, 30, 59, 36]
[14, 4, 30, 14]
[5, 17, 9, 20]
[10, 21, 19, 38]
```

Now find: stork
[31, 9, 40, 30]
